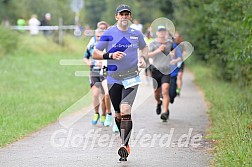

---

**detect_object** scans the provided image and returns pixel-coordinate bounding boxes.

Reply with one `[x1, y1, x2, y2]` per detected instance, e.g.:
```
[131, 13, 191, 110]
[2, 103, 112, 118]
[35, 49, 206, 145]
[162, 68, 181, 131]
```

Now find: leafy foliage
[0, 0, 172, 30]
[172, 0, 252, 86]
[0, 0, 251, 85]
[0, 0, 75, 25]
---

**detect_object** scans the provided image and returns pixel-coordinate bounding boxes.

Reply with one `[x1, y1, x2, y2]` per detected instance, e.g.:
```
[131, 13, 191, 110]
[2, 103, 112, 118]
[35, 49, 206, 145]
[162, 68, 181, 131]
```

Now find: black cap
[157, 25, 167, 31]
[116, 4, 131, 13]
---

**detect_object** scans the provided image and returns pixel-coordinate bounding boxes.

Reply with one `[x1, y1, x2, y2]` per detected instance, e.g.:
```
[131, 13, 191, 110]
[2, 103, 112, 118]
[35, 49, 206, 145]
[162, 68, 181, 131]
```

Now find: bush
[172, 0, 252, 87]
[0, 26, 19, 56]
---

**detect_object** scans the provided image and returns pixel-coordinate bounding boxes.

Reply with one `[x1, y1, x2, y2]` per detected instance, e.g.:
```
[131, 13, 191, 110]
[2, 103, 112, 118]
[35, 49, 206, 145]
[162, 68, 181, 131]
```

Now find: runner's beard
[120, 19, 129, 28]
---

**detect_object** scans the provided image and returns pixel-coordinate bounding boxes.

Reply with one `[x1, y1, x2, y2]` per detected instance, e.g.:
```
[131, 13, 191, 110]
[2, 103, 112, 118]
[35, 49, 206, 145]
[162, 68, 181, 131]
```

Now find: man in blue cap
[93, 4, 148, 161]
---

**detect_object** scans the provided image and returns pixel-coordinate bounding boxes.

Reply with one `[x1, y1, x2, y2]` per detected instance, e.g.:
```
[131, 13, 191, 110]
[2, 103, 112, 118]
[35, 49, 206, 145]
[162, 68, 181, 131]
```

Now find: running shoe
[91, 113, 100, 125]
[118, 145, 130, 161]
[160, 110, 170, 121]
[170, 97, 174, 104]
[113, 124, 119, 133]
[156, 101, 162, 115]
[100, 115, 106, 125]
[176, 88, 180, 96]
[104, 113, 112, 127]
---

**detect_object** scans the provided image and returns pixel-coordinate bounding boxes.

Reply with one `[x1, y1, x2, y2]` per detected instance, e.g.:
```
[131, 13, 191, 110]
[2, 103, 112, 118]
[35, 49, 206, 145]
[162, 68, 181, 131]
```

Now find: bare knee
[162, 88, 169, 96]
[120, 103, 132, 115]
[162, 85, 169, 93]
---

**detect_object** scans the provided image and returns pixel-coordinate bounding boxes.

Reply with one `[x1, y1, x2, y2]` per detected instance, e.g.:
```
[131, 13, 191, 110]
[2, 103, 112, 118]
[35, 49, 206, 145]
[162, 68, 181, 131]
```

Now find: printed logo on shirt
[109, 37, 133, 52]
[130, 36, 138, 40]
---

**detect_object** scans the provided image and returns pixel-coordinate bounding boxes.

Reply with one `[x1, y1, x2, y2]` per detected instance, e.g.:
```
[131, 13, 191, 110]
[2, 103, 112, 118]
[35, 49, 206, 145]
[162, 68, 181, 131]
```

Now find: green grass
[0, 33, 92, 147]
[187, 59, 252, 167]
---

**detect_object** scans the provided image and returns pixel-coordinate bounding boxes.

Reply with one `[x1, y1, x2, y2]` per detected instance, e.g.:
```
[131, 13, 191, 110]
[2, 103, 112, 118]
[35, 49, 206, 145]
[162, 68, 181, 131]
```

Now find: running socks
[120, 114, 132, 146]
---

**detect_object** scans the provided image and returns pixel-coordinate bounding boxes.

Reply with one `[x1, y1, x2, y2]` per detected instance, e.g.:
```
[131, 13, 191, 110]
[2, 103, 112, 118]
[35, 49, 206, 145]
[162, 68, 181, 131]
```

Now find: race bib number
[122, 76, 141, 89]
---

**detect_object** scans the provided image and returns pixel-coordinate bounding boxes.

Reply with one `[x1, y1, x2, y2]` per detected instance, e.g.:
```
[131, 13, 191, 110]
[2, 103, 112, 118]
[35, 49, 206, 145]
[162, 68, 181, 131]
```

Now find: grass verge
[0, 33, 92, 147]
[187, 59, 252, 167]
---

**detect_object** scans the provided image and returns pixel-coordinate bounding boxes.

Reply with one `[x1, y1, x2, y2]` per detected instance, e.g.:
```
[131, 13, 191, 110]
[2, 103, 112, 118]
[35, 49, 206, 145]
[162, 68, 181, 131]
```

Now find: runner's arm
[147, 45, 165, 58]
[138, 46, 148, 59]
[93, 49, 125, 60]
[83, 57, 91, 66]
[138, 46, 148, 68]
[138, 45, 148, 68]
[83, 49, 91, 66]
[93, 49, 104, 60]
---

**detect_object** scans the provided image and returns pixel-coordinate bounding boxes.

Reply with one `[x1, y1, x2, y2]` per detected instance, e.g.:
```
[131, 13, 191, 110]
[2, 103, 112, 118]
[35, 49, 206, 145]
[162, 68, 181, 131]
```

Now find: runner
[174, 32, 184, 96]
[93, 4, 148, 161]
[86, 21, 109, 49]
[147, 25, 173, 121]
[83, 28, 112, 126]
[84, 21, 118, 131]
[169, 34, 183, 103]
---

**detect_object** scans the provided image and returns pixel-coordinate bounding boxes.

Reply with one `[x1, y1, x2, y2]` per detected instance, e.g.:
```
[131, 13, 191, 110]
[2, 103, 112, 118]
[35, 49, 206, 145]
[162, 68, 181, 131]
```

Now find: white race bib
[122, 76, 141, 89]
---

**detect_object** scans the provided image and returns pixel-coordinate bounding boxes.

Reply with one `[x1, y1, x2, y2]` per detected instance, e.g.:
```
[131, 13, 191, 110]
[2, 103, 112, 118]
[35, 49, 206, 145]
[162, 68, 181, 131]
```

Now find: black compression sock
[121, 115, 132, 146]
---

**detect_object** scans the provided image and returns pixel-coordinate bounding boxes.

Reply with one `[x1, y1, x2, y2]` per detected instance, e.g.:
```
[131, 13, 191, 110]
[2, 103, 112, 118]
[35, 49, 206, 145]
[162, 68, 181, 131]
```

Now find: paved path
[0, 69, 212, 167]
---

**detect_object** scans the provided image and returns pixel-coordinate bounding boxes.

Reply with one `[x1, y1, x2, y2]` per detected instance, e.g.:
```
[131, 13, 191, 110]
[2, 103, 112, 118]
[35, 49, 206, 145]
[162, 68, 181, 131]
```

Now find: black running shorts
[108, 83, 138, 113]
[151, 69, 171, 89]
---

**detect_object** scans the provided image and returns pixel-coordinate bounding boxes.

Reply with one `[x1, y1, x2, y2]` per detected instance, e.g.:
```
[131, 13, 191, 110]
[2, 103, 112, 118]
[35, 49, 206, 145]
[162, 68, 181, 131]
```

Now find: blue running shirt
[96, 26, 146, 84]
[170, 43, 183, 77]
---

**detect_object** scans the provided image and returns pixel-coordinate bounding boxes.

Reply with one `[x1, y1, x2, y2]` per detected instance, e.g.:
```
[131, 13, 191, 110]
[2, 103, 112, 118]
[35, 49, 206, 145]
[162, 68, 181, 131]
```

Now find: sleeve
[148, 41, 155, 52]
[138, 32, 147, 49]
[96, 31, 111, 51]
[84, 43, 93, 59]
[83, 48, 91, 59]
[86, 37, 95, 49]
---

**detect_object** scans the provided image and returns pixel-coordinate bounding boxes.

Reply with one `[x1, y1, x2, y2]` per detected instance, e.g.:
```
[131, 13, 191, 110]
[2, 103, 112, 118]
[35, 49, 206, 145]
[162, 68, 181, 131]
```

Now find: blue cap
[116, 4, 131, 13]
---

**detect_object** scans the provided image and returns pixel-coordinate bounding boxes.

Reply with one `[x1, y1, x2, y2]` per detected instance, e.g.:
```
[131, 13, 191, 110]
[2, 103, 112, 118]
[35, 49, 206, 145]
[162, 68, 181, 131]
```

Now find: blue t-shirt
[96, 25, 146, 84]
[170, 43, 183, 77]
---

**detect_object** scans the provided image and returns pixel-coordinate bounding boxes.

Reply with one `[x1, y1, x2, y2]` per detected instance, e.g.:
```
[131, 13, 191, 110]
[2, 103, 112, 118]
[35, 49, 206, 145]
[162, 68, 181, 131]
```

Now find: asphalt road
[0, 69, 212, 167]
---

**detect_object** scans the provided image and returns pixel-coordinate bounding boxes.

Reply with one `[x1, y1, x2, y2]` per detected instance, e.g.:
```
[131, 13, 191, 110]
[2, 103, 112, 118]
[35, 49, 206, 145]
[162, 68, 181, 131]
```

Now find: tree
[170, 0, 252, 85]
